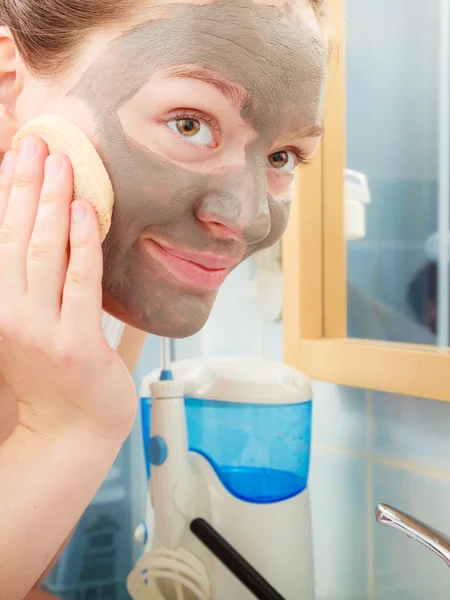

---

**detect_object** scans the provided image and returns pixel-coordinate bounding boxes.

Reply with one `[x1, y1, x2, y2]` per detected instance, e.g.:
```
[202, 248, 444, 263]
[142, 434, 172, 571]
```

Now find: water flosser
[130, 356, 315, 600]
[149, 338, 190, 550]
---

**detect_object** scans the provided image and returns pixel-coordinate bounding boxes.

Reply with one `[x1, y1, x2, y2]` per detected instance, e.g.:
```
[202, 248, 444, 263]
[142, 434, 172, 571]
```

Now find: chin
[102, 288, 216, 338]
[138, 317, 209, 338]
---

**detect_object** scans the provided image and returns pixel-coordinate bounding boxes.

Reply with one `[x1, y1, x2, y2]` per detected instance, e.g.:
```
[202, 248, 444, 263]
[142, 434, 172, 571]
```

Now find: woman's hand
[0, 136, 137, 442]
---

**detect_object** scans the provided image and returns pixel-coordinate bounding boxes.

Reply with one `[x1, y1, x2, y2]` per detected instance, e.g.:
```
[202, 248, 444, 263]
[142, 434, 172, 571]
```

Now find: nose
[195, 166, 271, 244]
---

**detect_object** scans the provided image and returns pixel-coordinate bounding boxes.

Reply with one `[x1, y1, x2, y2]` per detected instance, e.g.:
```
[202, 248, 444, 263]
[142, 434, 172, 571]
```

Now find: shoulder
[117, 325, 147, 374]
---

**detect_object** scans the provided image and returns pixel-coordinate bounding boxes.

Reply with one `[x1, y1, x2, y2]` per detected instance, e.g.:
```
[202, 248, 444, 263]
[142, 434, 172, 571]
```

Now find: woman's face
[10, 0, 326, 337]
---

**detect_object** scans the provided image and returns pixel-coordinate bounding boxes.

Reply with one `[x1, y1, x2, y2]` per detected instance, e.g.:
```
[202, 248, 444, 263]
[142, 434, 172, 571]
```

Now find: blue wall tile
[312, 383, 368, 454]
[372, 393, 450, 475]
[309, 447, 369, 599]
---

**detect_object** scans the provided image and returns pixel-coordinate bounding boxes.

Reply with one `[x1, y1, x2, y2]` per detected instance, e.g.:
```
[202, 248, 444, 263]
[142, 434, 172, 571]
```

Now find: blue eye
[167, 118, 214, 146]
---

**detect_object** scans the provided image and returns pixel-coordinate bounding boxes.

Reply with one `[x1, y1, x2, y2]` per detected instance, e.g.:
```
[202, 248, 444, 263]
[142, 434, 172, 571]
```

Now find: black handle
[190, 518, 286, 600]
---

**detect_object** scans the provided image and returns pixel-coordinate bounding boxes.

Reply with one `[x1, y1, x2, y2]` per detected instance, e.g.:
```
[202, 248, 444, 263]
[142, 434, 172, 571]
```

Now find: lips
[143, 238, 238, 289]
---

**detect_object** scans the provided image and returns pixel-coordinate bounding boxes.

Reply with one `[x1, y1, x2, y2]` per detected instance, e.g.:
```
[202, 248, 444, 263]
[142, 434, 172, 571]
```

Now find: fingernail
[0, 152, 14, 173]
[20, 138, 37, 162]
[71, 202, 86, 223]
[45, 154, 62, 177]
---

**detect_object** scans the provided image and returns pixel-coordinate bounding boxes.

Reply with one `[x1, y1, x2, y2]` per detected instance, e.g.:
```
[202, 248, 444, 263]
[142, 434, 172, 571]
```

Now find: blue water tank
[140, 357, 313, 505]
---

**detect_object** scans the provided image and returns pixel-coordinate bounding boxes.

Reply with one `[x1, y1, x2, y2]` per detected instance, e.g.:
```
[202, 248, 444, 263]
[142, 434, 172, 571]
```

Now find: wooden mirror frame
[283, 0, 450, 402]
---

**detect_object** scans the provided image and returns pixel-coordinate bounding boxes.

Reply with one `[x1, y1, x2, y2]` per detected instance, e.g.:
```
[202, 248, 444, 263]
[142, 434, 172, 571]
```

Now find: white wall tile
[261, 318, 283, 362]
[315, 584, 356, 600]
[173, 261, 262, 360]
[309, 446, 369, 598]
[200, 261, 261, 357]
[311, 383, 368, 454]
[132, 333, 160, 392]
[174, 331, 203, 361]
[373, 464, 450, 600]
[372, 393, 450, 475]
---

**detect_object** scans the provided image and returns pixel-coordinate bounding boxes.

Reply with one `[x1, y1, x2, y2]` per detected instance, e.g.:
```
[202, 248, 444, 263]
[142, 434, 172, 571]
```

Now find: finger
[60, 199, 103, 338]
[27, 153, 73, 321]
[0, 151, 17, 228]
[0, 105, 17, 153]
[0, 137, 48, 298]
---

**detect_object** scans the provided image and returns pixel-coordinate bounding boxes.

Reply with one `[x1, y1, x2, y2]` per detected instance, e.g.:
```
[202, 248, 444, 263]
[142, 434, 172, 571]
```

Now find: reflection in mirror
[345, 0, 449, 347]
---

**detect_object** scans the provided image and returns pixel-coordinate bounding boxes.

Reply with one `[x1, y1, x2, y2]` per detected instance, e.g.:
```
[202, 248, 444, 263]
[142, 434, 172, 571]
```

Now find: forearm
[5, 326, 146, 599]
[0, 425, 122, 600]
[35, 525, 77, 588]
[25, 588, 59, 600]
[30, 326, 146, 593]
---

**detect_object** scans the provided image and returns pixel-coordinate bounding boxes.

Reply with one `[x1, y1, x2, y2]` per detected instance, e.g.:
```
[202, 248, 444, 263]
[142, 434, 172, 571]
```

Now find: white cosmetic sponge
[12, 114, 114, 241]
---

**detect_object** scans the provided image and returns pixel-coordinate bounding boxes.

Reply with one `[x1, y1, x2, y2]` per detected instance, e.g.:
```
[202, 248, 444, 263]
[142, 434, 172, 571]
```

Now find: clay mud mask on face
[69, 0, 327, 336]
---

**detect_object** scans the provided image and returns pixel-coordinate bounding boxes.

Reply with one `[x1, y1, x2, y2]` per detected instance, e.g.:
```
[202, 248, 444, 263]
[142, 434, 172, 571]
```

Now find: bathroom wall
[129, 256, 450, 600]
[311, 384, 450, 600]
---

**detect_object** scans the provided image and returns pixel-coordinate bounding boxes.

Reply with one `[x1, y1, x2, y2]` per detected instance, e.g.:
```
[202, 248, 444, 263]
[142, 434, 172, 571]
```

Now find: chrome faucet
[376, 503, 450, 568]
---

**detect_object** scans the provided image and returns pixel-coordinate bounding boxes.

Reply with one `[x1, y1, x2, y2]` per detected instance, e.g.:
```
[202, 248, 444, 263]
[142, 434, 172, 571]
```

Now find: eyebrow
[161, 65, 250, 110]
[161, 65, 324, 139]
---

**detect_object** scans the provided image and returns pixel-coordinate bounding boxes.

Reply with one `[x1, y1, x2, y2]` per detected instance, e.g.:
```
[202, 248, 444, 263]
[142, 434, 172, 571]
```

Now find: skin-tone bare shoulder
[117, 324, 148, 373]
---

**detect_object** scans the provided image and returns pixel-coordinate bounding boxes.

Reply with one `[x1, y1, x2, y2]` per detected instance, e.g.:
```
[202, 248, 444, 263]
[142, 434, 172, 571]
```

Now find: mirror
[345, 0, 450, 347]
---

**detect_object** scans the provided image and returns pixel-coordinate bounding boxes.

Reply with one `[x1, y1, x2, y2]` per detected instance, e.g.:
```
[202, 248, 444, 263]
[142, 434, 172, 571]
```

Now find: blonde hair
[0, 0, 327, 77]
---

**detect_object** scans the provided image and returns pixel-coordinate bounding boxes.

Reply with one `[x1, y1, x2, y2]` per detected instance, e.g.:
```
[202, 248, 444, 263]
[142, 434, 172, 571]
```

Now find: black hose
[190, 518, 286, 600]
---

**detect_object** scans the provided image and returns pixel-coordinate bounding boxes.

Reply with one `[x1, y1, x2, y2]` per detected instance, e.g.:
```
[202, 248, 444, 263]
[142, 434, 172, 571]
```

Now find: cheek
[18, 95, 99, 146]
[117, 162, 200, 223]
[274, 200, 291, 235]
[267, 170, 295, 203]
[245, 197, 289, 259]
[103, 139, 209, 233]
[265, 196, 291, 246]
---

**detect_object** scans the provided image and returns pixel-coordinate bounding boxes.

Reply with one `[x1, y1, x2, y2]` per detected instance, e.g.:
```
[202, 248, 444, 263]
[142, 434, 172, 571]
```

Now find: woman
[0, 0, 328, 597]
